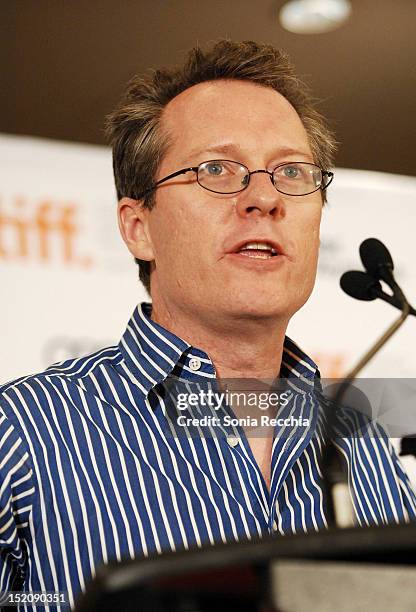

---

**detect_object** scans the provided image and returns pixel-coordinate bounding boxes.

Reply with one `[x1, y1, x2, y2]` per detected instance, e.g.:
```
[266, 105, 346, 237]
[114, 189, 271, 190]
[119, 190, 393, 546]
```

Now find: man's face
[134, 80, 323, 325]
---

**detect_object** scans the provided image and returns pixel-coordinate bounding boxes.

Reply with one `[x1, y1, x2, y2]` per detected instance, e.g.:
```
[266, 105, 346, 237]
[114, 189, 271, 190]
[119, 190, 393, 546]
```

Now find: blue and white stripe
[1, 302, 415, 610]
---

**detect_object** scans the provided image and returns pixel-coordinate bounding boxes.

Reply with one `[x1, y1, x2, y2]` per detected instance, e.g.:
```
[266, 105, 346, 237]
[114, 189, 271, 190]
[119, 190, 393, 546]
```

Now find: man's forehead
[183, 142, 313, 163]
[162, 79, 298, 122]
[160, 79, 311, 162]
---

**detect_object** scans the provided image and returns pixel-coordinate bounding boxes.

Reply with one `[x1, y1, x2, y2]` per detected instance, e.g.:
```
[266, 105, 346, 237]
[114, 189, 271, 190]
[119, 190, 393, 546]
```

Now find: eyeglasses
[137, 160, 334, 199]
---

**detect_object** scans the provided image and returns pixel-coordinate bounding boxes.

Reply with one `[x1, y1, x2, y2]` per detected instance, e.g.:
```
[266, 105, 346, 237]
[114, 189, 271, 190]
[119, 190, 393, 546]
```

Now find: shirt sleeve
[384, 434, 416, 520]
[334, 409, 416, 526]
[0, 403, 35, 594]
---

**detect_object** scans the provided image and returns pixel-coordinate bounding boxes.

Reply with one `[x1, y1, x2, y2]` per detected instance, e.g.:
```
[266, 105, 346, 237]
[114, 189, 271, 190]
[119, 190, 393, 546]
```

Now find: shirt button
[272, 520, 278, 532]
[189, 357, 202, 371]
[227, 436, 239, 448]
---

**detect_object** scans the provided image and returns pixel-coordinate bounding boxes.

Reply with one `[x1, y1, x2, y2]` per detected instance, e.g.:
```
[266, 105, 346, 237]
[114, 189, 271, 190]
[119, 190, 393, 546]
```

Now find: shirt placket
[218, 432, 271, 535]
[185, 375, 272, 536]
[269, 387, 318, 531]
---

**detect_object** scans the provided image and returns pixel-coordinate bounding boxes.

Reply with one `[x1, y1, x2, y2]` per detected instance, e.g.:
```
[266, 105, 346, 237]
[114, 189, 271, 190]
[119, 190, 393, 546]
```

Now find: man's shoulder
[0, 343, 122, 412]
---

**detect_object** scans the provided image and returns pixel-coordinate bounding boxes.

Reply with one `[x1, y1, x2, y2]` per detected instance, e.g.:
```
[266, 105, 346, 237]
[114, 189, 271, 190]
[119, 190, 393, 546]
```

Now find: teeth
[239, 242, 277, 255]
[240, 251, 272, 259]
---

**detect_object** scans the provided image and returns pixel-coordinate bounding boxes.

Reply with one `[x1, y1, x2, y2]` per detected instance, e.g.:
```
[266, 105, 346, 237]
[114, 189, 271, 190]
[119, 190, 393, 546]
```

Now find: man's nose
[235, 170, 285, 218]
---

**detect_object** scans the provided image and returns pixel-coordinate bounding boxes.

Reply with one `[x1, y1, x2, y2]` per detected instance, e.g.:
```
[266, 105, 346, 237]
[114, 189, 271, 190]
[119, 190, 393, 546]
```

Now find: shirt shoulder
[0, 344, 124, 424]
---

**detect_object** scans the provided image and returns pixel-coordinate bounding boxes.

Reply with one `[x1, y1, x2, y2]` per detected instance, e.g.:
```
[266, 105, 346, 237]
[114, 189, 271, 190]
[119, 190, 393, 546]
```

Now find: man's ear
[117, 197, 155, 261]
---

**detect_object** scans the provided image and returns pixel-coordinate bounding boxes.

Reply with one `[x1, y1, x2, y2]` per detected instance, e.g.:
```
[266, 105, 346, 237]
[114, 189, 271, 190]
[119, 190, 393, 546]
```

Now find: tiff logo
[0, 196, 92, 265]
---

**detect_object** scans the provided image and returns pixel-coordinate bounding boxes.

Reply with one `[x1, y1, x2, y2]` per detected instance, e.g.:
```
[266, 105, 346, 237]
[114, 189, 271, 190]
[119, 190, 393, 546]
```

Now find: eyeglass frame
[135, 160, 334, 200]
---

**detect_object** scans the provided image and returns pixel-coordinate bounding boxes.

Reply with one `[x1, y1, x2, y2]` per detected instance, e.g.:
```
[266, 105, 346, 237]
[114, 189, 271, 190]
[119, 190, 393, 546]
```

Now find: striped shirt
[1, 302, 415, 610]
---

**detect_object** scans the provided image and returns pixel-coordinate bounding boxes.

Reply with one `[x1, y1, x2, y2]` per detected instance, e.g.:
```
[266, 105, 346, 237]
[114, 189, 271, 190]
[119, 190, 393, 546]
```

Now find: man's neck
[150, 299, 288, 380]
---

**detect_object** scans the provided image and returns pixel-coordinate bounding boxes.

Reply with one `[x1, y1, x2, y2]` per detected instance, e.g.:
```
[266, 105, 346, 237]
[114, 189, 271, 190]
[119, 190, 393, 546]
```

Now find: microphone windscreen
[340, 270, 381, 301]
[359, 238, 394, 275]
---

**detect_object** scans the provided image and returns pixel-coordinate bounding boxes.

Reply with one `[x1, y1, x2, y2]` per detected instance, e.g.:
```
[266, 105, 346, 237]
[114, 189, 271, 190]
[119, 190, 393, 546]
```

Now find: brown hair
[106, 39, 337, 293]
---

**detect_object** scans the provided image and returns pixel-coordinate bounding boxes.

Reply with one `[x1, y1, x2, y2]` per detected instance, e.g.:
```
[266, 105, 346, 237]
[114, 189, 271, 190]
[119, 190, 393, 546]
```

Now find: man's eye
[283, 166, 299, 178]
[206, 163, 224, 175]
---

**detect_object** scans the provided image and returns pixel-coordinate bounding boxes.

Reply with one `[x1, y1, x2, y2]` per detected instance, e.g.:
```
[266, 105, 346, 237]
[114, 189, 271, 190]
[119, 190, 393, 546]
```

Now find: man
[1, 40, 415, 609]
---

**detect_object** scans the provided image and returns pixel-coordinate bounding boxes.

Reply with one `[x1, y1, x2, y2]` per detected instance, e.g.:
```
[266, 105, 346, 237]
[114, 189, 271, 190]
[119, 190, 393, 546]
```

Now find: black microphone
[340, 269, 416, 315]
[359, 237, 408, 307]
[340, 270, 382, 301]
[358, 238, 415, 315]
[359, 237, 394, 284]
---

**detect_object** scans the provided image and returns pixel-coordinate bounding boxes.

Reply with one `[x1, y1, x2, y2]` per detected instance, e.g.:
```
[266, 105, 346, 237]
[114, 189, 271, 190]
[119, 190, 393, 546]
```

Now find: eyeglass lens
[197, 160, 323, 195]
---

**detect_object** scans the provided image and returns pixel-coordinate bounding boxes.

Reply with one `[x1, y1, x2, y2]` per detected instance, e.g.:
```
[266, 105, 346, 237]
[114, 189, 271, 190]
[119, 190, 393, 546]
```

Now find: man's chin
[220, 298, 295, 322]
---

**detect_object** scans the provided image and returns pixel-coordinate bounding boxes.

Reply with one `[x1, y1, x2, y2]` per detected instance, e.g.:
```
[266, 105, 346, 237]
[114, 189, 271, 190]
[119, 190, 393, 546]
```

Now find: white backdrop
[1, 132, 415, 476]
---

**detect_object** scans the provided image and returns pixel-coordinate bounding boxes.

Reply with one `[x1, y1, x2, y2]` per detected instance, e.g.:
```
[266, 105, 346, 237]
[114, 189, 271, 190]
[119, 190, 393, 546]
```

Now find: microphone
[340, 270, 381, 301]
[338, 237, 411, 378]
[340, 269, 416, 315]
[359, 237, 394, 284]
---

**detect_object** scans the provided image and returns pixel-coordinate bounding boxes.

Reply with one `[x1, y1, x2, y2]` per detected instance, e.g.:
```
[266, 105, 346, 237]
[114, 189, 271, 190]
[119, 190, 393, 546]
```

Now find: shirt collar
[119, 302, 320, 395]
[281, 336, 319, 385]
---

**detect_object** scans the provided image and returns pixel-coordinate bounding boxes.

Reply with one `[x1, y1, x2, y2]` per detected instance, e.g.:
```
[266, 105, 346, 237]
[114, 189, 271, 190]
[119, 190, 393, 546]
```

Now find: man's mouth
[235, 241, 279, 260]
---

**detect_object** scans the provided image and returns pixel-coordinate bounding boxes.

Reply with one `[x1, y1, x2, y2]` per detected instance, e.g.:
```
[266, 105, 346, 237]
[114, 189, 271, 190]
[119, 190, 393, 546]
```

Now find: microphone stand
[366, 265, 416, 458]
[376, 291, 416, 317]
[322, 285, 411, 528]
[342, 301, 410, 381]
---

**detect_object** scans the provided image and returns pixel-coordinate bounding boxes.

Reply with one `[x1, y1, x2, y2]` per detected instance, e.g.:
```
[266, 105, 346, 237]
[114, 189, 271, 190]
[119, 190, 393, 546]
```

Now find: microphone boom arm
[345, 299, 410, 381]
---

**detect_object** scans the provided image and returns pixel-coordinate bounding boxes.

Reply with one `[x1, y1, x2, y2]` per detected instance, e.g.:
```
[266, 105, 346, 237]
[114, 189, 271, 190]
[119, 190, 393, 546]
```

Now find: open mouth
[235, 241, 279, 260]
